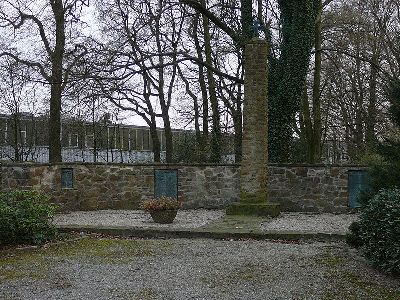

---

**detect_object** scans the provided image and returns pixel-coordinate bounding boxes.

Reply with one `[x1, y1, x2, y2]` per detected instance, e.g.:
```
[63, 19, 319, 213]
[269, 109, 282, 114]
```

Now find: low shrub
[346, 221, 363, 248]
[358, 188, 400, 275]
[0, 190, 57, 245]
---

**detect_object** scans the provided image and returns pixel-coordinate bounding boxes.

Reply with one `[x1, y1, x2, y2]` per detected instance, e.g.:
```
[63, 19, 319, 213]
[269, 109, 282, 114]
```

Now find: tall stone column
[227, 38, 280, 217]
[241, 39, 269, 200]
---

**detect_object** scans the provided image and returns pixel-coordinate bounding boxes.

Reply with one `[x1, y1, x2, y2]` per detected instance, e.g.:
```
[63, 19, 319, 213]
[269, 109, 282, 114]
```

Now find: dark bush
[358, 188, 400, 275]
[346, 221, 363, 248]
[0, 190, 57, 245]
[360, 80, 400, 206]
[360, 144, 400, 206]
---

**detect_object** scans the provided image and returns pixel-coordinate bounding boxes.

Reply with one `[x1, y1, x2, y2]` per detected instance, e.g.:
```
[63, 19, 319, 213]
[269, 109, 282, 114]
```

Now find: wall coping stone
[0, 162, 241, 168]
[0, 161, 368, 168]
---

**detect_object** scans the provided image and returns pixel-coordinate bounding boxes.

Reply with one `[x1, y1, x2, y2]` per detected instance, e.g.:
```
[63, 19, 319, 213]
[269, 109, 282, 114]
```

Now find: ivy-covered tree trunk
[268, 0, 316, 162]
[241, 0, 253, 43]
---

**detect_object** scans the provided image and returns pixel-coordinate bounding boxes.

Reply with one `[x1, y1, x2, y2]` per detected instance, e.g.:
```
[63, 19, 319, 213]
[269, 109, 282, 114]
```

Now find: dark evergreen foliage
[0, 190, 57, 245]
[348, 79, 400, 276]
[268, 0, 316, 162]
[362, 79, 400, 203]
[358, 189, 400, 275]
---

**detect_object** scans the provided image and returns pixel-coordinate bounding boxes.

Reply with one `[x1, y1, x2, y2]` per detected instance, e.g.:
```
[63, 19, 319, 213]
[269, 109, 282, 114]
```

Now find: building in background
[0, 113, 235, 163]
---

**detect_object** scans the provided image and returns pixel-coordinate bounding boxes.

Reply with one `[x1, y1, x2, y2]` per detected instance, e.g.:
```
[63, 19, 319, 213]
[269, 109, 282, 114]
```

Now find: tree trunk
[201, 0, 221, 163]
[163, 122, 173, 163]
[366, 53, 378, 149]
[310, 0, 323, 163]
[192, 14, 209, 159]
[301, 84, 314, 162]
[354, 56, 364, 158]
[153, 0, 173, 163]
[149, 123, 161, 163]
[233, 109, 242, 162]
[12, 115, 21, 162]
[48, 0, 65, 163]
[193, 93, 202, 161]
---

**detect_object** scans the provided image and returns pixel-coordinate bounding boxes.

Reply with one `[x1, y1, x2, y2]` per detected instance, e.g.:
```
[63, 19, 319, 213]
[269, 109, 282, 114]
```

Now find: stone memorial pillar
[227, 39, 280, 217]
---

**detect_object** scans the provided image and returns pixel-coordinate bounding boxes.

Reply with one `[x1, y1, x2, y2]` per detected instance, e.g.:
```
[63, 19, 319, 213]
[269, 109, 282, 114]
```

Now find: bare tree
[0, 59, 42, 161]
[0, 0, 89, 162]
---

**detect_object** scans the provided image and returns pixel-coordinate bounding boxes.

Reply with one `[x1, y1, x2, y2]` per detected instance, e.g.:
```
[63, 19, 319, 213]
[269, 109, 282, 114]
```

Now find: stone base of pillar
[226, 202, 280, 217]
[240, 191, 268, 203]
[226, 191, 281, 217]
[225, 191, 280, 217]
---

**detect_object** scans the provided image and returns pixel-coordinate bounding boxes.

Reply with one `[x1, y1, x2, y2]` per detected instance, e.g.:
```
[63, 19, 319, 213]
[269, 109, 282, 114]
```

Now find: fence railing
[0, 146, 162, 163]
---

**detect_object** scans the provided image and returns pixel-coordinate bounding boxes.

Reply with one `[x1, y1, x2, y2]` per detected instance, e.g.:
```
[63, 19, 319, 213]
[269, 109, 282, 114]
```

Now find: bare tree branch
[18, 12, 53, 57]
[0, 52, 51, 82]
[179, 0, 242, 45]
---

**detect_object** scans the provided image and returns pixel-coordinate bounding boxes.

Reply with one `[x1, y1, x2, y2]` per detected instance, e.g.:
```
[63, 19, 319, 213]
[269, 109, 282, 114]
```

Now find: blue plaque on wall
[154, 169, 178, 199]
[348, 170, 369, 208]
[61, 168, 74, 188]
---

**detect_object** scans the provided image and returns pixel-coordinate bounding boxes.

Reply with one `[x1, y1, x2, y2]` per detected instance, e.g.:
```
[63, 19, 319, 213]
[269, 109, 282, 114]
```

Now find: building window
[86, 134, 94, 148]
[20, 130, 27, 144]
[61, 168, 74, 188]
[4, 121, 8, 143]
[143, 129, 150, 150]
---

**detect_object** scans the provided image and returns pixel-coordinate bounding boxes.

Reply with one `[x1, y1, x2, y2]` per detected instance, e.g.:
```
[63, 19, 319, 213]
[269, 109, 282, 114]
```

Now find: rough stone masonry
[226, 39, 280, 216]
[240, 39, 269, 199]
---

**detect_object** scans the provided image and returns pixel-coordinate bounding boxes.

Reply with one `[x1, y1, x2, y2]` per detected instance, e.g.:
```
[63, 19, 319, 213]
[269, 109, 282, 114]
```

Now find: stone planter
[149, 210, 178, 224]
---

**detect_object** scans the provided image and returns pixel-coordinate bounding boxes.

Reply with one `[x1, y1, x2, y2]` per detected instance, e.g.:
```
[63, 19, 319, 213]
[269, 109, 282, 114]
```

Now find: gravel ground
[53, 209, 225, 229]
[261, 213, 359, 235]
[1, 238, 399, 300]
[54, 210, 357, 235]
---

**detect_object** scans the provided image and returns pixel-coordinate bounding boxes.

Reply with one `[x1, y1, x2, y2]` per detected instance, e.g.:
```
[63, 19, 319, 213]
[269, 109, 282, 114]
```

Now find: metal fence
[0, 146, 161, 163]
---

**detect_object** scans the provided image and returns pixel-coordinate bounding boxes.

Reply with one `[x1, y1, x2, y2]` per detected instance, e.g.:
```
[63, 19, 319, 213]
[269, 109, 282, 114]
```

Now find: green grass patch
[0, 237, 172, 283]
[316, 250, 400, 300]
[316, 254, 346, 267]
[201, 262, 270, 287]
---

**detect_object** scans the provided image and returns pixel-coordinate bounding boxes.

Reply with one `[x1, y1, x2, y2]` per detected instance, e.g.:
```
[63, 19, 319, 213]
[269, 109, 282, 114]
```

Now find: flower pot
[150, 210, 178, 224]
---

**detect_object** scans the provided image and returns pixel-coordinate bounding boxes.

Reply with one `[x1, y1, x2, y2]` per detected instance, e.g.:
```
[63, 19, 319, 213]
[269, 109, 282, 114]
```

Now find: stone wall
[0, 163, 366, 213]
[268, 165, 361, 212]
[0, 164, 154, 211]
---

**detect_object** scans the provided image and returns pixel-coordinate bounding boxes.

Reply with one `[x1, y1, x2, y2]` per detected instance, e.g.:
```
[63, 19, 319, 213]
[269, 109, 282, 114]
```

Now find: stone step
[226, 202, 280, 217]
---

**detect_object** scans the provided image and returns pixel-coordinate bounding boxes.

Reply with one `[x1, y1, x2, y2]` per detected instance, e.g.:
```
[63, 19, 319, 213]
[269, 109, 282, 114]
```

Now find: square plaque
[154, 169, 178, 199]
[61, 168, 74, 189]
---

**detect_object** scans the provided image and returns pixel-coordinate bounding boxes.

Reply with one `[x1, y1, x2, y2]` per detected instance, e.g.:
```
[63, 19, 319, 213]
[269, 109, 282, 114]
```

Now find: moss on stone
[226, 202, 280, 217]
[240, 190, 268, 203]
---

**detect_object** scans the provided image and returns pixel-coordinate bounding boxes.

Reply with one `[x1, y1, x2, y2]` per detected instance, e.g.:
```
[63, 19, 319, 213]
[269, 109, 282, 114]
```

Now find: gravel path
[54, 210, 358, 235]
[261, 213, 358, 235]
[1, 238, 399, 300]
[53, 209, 225, 229]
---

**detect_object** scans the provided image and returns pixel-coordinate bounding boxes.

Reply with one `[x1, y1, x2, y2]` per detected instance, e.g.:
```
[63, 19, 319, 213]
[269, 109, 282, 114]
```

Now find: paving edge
[56, 225, 346, 242]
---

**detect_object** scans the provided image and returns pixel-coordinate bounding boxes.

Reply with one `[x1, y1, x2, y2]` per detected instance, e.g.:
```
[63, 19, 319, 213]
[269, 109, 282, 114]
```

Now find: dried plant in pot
[140, 196, 181, 224]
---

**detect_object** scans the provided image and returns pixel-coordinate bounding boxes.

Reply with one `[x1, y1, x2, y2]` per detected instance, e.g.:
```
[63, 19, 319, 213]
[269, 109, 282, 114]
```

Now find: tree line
[0, 0, 399, 164]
